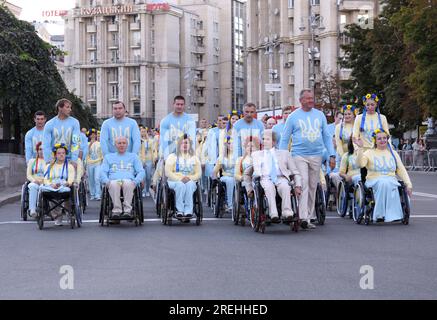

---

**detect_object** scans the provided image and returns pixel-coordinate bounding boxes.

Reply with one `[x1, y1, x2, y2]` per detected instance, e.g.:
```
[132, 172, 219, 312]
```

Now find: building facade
[245, 0, 380, 112]
[64, 0, 246, 126]
[3, 1, 22, 18]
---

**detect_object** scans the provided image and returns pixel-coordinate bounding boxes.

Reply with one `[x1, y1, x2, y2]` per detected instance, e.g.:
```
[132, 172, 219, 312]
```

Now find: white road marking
[413, 192, 437, 199]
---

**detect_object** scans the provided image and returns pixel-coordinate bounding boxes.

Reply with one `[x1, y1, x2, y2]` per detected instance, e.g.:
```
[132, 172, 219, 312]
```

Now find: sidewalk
[0, 186, 22, 207]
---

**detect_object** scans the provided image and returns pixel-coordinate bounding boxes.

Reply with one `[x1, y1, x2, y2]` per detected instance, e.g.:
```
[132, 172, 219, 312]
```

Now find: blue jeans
[220, 176, 235, 208]
[28, 182, 41, 213]
[168, 180, 197, 215]
[88, 164, 101, 199]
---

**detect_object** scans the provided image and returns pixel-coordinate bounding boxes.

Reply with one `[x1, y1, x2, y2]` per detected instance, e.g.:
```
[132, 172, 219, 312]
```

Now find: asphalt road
[0, 172, 436, 300]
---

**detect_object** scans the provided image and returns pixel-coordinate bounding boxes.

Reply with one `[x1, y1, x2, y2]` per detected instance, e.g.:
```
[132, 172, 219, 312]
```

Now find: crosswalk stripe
[413, 192, 437, 199]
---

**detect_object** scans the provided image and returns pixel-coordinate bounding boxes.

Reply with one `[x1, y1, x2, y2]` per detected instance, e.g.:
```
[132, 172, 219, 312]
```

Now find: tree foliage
[0, 5, 97, 142]
[340, 0, 437, 134]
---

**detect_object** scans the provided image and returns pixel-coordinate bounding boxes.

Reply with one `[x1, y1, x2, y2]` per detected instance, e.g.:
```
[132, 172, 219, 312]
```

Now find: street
[1, 172, 436, 300]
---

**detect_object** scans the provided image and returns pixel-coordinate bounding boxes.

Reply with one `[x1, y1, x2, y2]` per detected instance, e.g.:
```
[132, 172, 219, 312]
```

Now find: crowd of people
[23, 89, 413, 228]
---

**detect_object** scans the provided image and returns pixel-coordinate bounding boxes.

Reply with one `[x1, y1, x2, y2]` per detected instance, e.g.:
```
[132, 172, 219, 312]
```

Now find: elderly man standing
[279, 89, 335, 230]
[100, 136, 145, 218]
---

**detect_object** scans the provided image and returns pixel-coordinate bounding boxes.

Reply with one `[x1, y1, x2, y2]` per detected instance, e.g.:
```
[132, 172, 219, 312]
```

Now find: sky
[9, 0, 76, 34]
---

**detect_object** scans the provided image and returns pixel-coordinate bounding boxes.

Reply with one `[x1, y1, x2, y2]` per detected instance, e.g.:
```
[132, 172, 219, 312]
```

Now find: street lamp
[299, 11, 325, 93]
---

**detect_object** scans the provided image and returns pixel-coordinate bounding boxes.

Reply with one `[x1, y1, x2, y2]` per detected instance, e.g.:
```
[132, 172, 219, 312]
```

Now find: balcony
[87, 42, 97, 50]
[108, 42, 119, 50]
[339, 0, 375, 11]
[130, 42, 141, 49]
[196, 29, 205, 37]
[108, 24, 118, 32]
[194, 46, 205, 54]
[130, 22, 141, 31]
[86, 25, 97, 33]
[288, 8, 294, 18]
[195, 96, 206, 104]
[195, 80, 206, 88]
[288, 75, 295, 85]
[339, 68, 352, 81]
[87, 95, 97, 102]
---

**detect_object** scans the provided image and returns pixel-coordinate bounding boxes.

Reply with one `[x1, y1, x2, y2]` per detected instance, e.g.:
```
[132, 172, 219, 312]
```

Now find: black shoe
[301, 221, 309, 229]
[376, 218, 385, 223]
[111, 213, 120, 219]
[185, 213, 193, 218]
[176, 212, 183, 218]
[310, 219, 316, 223]
[282, 216, 293, 223]
[271, 216, 280, 223]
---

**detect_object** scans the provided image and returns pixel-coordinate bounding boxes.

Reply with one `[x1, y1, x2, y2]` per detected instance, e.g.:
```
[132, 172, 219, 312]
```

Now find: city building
[245, 0, 380, 113]
[64, 0, 246, 127]
[3, 0, 22, 18]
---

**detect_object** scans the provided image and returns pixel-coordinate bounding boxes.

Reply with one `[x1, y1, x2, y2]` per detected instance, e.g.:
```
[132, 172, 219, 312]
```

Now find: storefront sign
[42, 10, 68, 17]
[80, 5, 134, 16]
[146, 3, 171, 12]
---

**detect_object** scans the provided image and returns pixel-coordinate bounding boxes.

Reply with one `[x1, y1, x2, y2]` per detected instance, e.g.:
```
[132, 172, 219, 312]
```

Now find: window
[111, 33, 118, 47]
[90, 103, 97, 115]
[311, 0, 320, 5]
[111, 50, 119, 62]
[109, 68, 118, 82]
[90, 33, 96, 47]
[213, 38, 219, 48]
[340, 14, 347, 25]
[133, 102, 141, 114]
[110, 84, 119, 99]
[90, 51, 97, 62]
[132, 31, 141, 46]
[213, 55, 219, 64]
[213, 22, 219, 33]
[133, 84, 140, 97]
[213, 71, 219, 82]
[89, 85, 96, 99]
[88, 69, 96, 82]
[288, 0, 294, 8]
[132, 67, 140, 82]
[132, 48, 141, 61]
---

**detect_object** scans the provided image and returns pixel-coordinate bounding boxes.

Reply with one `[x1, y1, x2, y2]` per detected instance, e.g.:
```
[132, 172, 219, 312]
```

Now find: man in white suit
[252, 130, 302, 223]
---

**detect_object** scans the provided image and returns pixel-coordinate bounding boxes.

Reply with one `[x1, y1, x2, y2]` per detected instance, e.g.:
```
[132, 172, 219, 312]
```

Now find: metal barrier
[399, 150, 437, 172]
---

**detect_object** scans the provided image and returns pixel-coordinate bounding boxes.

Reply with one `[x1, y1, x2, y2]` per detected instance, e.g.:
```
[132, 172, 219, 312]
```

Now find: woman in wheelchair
[213, 136, 235, 213]
[355, 129, 413, 223]
[339, 137, 361, 186]
[336, 105, 358, 157]
[235, 136, 260, 195]
[164, 135, 201, 219]
[252, 130, 302, 223]
[26, 142, 46, 218]
[100, 136, 145, 219]
[40, 143, 75, 225]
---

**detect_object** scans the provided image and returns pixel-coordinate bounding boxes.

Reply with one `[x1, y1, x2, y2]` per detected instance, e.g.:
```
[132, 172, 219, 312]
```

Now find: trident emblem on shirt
[374, 155, 396, 175]
[111, 127, 131, 146]
[299, 117, 321, 143]
[54, 127, 72, 148]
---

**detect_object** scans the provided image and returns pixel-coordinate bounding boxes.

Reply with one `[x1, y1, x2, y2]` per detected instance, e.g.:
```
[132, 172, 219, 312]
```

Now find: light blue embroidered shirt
[159, 113, 196, 159]
[100, 117, 141, 156]
[43, 116, 81, 162]
[100, 152, 145, 185]
[25, 127, 44, 163]
[279, 108, 335, 157]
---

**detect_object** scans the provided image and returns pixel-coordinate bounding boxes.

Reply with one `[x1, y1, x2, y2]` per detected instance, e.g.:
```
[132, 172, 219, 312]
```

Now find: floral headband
[52, 143, 69, 154]
[362, 93, 379, 104]
[371, 129, 389, 143]
[342, 104, 359, 115]
[87, 128, 97, 137]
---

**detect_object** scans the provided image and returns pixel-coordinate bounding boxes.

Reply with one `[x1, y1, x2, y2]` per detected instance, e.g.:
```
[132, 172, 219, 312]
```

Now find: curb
[0, 193, 21, 208]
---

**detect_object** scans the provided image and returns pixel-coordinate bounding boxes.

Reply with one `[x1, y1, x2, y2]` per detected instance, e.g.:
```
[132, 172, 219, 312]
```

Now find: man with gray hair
[251, 129, 302, 223]
[100, 136, 145, 218]
[279, 89, 335, 229]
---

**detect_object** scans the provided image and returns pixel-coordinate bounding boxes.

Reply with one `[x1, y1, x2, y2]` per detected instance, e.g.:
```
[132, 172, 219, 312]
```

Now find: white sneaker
[54, 216, 63, 226]
[146, 192, 150, 197]
[307, 222, 317, 229]
[30, 211, 37, 219]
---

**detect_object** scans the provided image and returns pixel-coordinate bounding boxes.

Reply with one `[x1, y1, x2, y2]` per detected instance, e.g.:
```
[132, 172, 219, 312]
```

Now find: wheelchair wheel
[353, 182, 365, 224]
[155, 183, 161, 217]
[72, 186, 81, 228]
[21, 183, 30, 221]
[399, 183, 410, 225]
[315, 183, 326, 225]
[232, 185, 240, 225]
[290, 192, 299, 233]
[195, 183, 203, 226]
[79, 181, 87, 214]
[37, 192, 44, 230]
[212, 181, 222, 218]
[160, 184, 168, 225]
[337, 181, 347, 218]
[99, 187, 108, 226]
[251, 183, 265, 233]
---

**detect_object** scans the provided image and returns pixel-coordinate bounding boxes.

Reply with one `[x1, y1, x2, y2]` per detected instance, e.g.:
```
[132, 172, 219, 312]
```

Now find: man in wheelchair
[252, 130, 302, 223]
[40, 143, 75, 226]
[100, 136, 145, 219]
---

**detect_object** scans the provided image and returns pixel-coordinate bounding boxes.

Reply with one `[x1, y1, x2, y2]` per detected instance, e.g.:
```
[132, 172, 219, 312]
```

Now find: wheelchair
[78, 176, 88, 214]
[36, 184, 82, 230]
[159, 179, 203, 226]
[20, 181, 30, 221]
[211, 176, 228, 218]
[353, 180, 410, 226]
[325, 174, 338, 212]
[250, 177, 300, 234]
[314, 182, 326, 225]
[99, 184, 144, 227]
[336, 179, 358, 219]
[232, 182, 252, 227]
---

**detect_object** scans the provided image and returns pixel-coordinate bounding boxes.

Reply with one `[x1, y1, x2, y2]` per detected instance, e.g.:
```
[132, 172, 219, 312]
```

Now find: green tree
[392, 0, 437, 118]
[0, 5, 97, 146]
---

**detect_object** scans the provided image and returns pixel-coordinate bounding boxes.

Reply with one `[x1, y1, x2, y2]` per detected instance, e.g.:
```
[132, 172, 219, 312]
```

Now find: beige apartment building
[64, 0, 246, 127]
[3, 1, 22, 18]
[245, 0, 380, 112]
